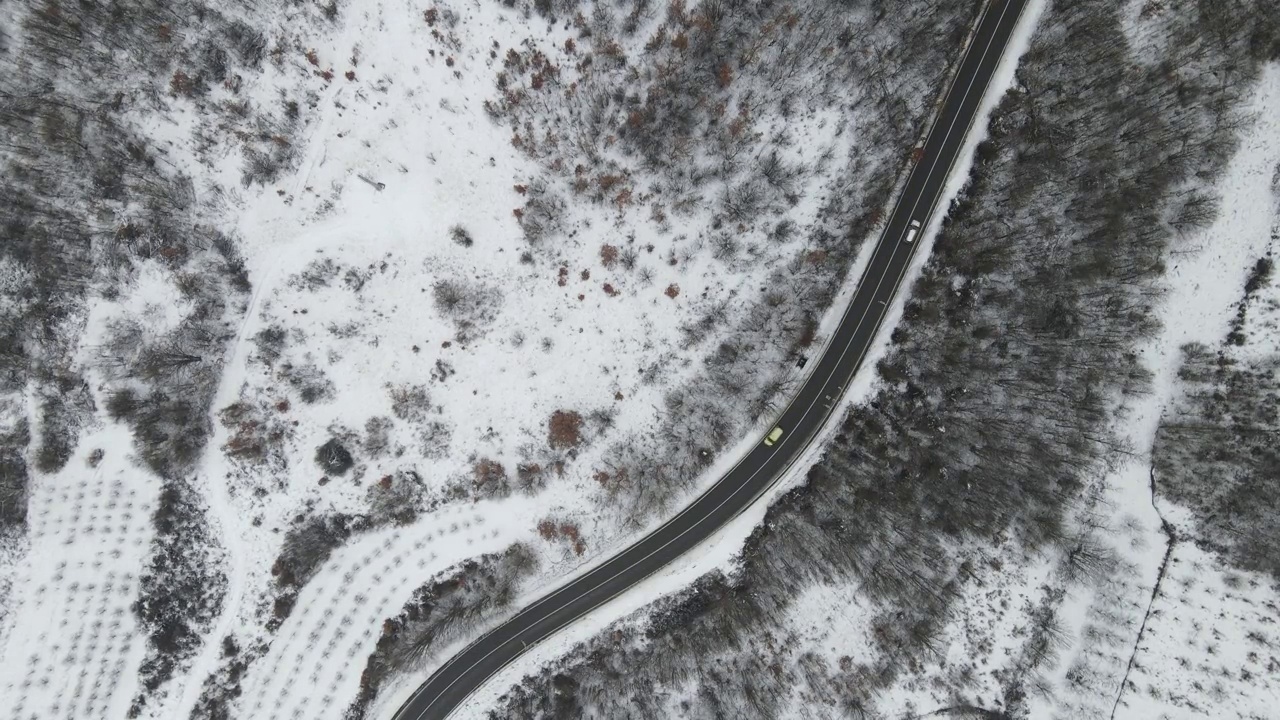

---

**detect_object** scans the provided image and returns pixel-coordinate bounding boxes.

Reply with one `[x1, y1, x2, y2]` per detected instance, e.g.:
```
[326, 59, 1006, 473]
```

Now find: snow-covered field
[1122, 541, 1279, 719]
[1, 425, 156, 720]
[1039, 60, 1280, 720]
[1087, 63, 1280, 719]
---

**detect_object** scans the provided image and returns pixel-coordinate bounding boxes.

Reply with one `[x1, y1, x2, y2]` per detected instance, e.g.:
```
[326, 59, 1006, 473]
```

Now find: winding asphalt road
[392, 1, 1028, 716]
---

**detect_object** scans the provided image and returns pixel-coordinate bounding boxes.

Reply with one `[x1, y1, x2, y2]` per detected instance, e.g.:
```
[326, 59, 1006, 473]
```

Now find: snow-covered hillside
[0, 0, 970, 717]
[7, 0, 1275, 717]
[188, 0, 886, 716]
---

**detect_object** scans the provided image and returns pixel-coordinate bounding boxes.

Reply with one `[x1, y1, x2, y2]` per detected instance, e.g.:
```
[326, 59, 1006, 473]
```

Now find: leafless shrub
[416, 421, 452, 459]
[278, 362, 335, 404]
[450, 225, 474, 247]
[363, 416, 394, 457]
[432, 278, 502, 339]
[252, 326, 287, 365]
[388, 384, 431, 423]
[365, 470, 425, 525]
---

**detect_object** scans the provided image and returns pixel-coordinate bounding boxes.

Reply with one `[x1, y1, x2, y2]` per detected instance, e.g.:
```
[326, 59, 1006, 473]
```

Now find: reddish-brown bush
[600, 244, 619, 267]
[717, 62, 733, 88]
[548, 410, 583, 449]
[596, 467, 630, 494]
[170, 71, 196, 96]
[473, 458, 507, 487]
[797, 317, 818, 348]
[668, 0, 687, 23]
[665, 283, 680, 299]
[536, 519, 586, 555]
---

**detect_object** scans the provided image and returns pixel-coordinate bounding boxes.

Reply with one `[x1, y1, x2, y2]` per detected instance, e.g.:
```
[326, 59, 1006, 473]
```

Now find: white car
[904, 219, 922, 243]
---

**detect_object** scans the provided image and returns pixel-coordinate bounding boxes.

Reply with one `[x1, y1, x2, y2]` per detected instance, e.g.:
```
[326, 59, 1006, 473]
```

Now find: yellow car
[763, 426, 784, 447]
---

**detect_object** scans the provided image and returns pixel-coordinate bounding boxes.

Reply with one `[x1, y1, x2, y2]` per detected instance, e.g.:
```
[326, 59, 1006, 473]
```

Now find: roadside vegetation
[343, 545, 539, 720]
[491, 0, 1274, 716]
